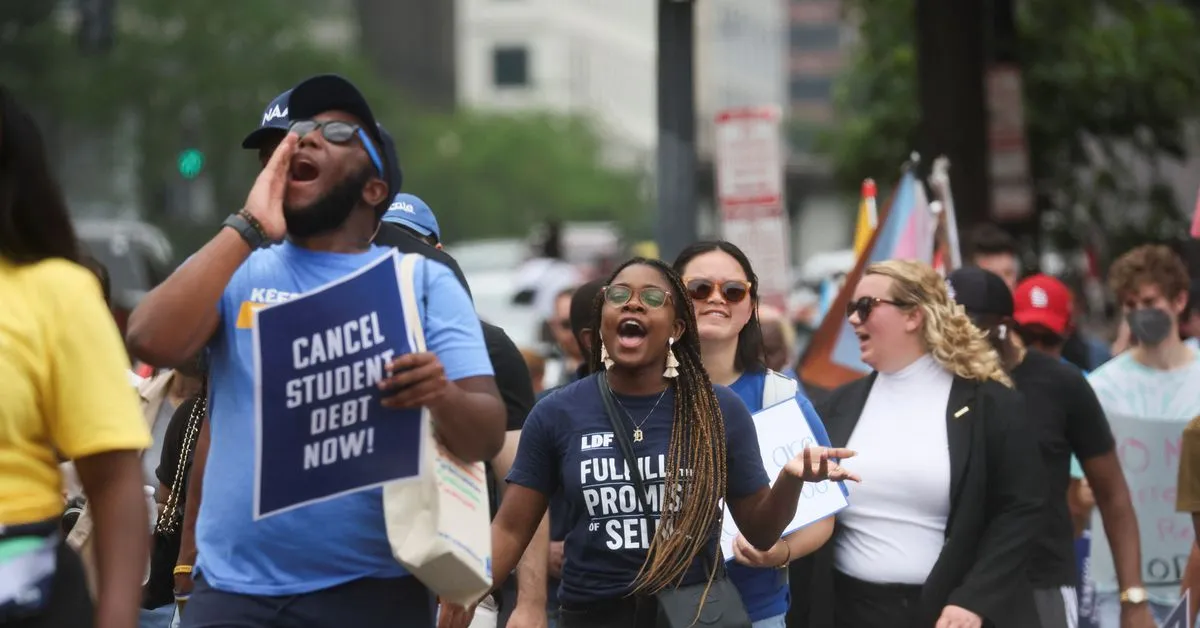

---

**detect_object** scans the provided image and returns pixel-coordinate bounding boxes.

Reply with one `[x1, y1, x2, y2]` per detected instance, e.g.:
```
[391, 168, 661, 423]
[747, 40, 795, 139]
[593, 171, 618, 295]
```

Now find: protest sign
[1161, 589, 1191, 628]
[253, 250, 424, 519]
[719, 398, 849, 560]
[1089, 414, 1193, 597]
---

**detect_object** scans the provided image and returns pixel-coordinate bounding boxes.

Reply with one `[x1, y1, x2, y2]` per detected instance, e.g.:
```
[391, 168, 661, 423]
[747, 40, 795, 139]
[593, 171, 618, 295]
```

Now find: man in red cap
[1012, 274, 1077, 358]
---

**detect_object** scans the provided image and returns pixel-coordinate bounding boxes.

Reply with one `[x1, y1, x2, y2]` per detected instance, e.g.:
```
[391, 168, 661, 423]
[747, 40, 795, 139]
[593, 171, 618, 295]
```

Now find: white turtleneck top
[834, 354, 954, 584]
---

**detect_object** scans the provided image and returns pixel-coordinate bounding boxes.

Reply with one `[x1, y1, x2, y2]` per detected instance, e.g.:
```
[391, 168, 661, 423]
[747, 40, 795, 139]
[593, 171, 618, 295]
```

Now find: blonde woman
[813, 260, 1043, 628]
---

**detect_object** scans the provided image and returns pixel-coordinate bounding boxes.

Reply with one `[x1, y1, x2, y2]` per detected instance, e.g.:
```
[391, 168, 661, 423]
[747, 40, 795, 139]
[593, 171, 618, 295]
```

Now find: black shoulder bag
[595, 373, 752, 628]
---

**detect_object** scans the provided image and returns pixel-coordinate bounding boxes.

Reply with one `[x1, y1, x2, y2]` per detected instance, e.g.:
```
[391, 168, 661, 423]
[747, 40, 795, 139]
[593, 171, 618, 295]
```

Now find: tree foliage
[820, 0, 1200, 252]
[0, 0, 647, 256]
[400, 111, 649, 242]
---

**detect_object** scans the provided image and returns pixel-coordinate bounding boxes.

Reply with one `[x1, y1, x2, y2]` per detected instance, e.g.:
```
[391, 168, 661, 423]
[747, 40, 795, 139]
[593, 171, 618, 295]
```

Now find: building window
[492, 46, 529, 87]
[789, 76, 834, 101]
[790, 24, 840, 51]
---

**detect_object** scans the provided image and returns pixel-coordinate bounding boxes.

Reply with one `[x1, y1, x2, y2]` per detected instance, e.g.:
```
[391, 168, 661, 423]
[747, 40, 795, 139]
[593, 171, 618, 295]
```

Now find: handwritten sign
[719, 398, 849, 561]
[1089, 414, 1192, 595]
[252, 251, 425, 519]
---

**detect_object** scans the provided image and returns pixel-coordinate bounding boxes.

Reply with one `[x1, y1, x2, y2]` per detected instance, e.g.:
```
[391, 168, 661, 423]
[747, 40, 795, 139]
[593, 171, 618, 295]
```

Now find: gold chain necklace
[156, 383, 206, 536]
[613, 387, 668, 443]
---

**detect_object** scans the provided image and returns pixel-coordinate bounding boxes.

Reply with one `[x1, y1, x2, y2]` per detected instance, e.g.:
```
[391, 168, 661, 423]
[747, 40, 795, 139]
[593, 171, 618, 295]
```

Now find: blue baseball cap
[241, 89, 292, 149]
[382, 194, 440, 242]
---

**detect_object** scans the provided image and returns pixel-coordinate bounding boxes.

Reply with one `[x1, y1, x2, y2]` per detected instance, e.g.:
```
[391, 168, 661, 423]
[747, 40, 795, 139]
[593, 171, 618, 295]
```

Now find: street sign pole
[655, 0, 697, 263]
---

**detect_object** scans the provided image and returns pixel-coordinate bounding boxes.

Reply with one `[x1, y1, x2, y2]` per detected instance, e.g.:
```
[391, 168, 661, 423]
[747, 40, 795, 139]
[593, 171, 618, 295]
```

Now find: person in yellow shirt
[0, 88, 152, 628]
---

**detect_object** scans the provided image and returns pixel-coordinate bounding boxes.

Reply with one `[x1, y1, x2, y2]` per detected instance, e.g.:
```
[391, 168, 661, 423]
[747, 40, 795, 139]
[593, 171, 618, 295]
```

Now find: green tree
[820, 0, 1200, 252]
[399, 111, 650, 243]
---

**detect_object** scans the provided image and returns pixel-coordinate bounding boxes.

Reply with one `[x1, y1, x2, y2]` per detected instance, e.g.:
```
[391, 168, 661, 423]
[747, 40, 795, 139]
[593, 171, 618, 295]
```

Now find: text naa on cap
[946, 266, 1014, 318]
[287, 74, 393, 196]
[1013, 274, 1073, 335]
[241, 89, 292, 149]
[382, 193, 441, 242]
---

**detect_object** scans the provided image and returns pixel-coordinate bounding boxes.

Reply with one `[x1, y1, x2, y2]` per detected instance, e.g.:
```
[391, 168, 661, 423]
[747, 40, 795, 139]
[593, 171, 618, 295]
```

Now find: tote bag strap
[398, 253, 428, 353]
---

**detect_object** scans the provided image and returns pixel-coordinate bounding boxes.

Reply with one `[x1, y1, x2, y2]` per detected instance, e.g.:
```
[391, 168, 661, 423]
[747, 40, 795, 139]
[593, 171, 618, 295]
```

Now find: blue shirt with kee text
[197, 242, 493, 596]
[508, 374, 770, 605]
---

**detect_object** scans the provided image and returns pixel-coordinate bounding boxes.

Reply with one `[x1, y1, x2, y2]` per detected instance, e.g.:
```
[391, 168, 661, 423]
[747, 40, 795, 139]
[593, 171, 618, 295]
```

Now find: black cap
[376, 123, 403, 199]
[288, 74, 396, 197]
[947, 267, 1014, 318]
[242, 89, 292, 149]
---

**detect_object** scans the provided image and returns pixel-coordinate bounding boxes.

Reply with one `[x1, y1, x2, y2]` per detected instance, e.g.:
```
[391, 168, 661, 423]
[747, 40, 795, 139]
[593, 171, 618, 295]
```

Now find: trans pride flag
[800, 170, 936, 388]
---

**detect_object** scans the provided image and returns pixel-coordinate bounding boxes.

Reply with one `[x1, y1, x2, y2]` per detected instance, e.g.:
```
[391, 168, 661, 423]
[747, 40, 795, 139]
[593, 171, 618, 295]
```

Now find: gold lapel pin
[954, 406, 970, 418]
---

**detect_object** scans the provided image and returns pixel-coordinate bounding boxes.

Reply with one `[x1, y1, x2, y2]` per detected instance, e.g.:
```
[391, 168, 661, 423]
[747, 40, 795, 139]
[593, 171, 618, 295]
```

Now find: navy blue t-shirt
[507, 373, 770, 605]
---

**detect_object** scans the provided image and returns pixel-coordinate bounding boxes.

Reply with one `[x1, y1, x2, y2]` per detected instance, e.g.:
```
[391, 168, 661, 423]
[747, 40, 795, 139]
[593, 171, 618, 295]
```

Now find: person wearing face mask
[1084, 245, 1200, 627]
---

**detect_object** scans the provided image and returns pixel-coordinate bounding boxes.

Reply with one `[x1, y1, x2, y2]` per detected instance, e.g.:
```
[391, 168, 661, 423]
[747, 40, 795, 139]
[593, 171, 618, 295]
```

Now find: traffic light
[177, 148, 205, 180]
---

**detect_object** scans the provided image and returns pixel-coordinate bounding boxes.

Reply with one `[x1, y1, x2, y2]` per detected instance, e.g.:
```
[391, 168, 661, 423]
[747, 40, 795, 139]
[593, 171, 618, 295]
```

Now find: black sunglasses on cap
[288, 119, 385, 178]
[603, 285, 671, 309]
[684, 277, 752, 304]
[845, 296, 911, 323]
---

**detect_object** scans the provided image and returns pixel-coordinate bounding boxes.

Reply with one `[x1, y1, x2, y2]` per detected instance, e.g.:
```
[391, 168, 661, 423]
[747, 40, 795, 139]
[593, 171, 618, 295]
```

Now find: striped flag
[800, 169, 937, 389]
[1192, 186, 1200, 239]
[853, 179, 878, 257]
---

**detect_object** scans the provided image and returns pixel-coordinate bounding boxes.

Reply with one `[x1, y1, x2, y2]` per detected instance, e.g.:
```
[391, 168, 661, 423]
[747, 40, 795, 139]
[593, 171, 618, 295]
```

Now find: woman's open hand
[784, 446, 860, 484]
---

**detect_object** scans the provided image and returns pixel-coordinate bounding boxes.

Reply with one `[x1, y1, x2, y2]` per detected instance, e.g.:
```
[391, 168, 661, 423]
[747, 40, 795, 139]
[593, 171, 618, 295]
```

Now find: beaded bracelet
[237, 209, 269, 241]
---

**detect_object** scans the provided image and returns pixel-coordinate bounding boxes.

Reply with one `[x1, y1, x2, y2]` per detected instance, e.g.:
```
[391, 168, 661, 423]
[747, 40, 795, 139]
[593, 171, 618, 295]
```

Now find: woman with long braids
[811, 260, 1042, 628]
[673, 241, 835, 628]
[448, 257, 858, 628]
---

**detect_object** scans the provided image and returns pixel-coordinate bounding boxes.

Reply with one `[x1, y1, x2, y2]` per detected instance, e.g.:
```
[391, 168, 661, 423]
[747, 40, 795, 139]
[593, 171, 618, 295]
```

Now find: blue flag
[252, 251, 424, 519]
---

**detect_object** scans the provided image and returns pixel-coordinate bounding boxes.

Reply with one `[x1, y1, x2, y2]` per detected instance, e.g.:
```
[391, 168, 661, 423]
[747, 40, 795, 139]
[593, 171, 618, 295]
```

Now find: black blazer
[807, 372, 1044, 628]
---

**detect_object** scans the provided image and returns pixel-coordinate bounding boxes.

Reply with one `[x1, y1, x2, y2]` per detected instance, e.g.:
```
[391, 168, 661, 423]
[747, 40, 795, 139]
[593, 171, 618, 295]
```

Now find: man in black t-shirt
[948, 267, 1150, 628]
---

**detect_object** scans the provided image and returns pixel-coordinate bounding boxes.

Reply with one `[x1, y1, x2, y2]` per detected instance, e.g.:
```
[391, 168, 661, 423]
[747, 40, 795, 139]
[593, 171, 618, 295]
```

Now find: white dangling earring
[998, 324, 1008, 341]
[664, 337, 680, 378]
[600, 337, 615, 370]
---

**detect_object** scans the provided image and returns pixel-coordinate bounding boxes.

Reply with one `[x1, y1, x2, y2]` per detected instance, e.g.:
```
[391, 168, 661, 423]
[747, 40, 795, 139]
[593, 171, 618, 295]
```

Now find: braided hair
[587, 257, 729, 594]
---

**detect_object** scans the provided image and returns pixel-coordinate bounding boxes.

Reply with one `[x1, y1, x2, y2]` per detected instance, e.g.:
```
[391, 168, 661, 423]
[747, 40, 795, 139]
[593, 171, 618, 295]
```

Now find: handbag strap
[597, 372, 652, 513]
[595, 373, 724, 576]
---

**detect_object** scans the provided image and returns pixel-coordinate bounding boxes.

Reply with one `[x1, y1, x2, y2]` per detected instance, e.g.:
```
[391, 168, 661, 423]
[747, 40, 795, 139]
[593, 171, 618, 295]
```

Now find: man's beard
[284, 167, 372, 239]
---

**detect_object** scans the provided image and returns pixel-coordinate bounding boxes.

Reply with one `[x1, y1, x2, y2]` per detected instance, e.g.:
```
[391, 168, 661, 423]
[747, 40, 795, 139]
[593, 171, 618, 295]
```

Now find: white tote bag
[383, 253, 493, 606]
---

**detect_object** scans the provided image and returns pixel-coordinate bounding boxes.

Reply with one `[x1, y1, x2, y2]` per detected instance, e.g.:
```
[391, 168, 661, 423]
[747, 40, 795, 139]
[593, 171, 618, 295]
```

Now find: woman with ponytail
[813, 259, 1042, 628]
[464, 257, 858, 628]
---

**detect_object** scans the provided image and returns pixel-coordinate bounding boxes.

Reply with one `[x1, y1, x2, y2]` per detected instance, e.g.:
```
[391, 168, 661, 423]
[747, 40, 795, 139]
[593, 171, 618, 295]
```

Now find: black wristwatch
[223, 211, 270, 249]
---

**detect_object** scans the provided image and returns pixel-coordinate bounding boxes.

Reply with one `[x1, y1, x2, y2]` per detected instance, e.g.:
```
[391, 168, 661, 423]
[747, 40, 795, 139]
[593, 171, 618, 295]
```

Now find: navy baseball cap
[287, 74, 396, 198]
[377, 123, 403, 201]
[947, 267, 1014, 318]
[241, 89, 292, 149]
[382, 194, 440, 242]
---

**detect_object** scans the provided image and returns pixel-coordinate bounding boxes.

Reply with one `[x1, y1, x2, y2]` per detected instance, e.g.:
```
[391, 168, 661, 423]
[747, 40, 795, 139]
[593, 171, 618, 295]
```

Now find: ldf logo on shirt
[580, 432, 614, 451]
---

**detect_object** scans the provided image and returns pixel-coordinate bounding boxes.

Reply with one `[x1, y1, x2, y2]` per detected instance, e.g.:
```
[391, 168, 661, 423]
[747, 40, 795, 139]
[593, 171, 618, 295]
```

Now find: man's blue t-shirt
[196, 242, 493, 596]
[508, 374, 769, 605]
[726, 370, 826, 622]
